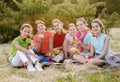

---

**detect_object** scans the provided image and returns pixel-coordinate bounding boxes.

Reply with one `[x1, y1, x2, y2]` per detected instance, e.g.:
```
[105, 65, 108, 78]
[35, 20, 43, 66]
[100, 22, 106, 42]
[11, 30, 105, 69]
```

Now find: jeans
[32, 48, 49, 63]
[94, 53, 106, 60]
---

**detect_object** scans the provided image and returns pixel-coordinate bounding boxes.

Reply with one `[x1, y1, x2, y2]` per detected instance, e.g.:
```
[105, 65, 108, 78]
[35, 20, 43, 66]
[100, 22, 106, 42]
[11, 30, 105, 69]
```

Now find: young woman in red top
[52, 19, 66, 62]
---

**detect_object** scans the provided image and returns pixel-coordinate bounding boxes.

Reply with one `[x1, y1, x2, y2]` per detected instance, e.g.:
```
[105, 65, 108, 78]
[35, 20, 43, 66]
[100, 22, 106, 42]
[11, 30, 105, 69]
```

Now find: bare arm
[34, 36, 41, 52]
[78, 41, 91, 51]
[96, 36, 110, 59]
[63, 38, 68, 58]
[49, 37, 53, 54]
[53, 46, 63, 50]
[89, 44, 95, 57]
[14, 43, 38, 58]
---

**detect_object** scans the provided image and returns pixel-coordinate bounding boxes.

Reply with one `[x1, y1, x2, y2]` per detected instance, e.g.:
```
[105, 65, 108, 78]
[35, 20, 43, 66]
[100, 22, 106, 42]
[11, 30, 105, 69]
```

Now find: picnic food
[54, 49, 60, 55]
[71, 47, 80, 54]
[39, 34, 44, 38]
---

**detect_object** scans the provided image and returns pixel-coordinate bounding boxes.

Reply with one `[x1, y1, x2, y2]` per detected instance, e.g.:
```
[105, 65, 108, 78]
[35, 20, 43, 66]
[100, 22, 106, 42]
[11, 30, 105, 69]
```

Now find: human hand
[87, 56, 93, 59]
[69, 40, 73, 45]
[37, 34, 44, 42]
[37, 36, 42, 42]
[76, 40, 82, 45]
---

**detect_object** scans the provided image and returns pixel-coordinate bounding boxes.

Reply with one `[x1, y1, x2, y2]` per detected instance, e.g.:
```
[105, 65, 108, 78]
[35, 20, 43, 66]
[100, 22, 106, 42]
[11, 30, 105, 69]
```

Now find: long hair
[52, 19, 66, 33]
[92, 19, 106, 34]
[76, 17, 88, 26]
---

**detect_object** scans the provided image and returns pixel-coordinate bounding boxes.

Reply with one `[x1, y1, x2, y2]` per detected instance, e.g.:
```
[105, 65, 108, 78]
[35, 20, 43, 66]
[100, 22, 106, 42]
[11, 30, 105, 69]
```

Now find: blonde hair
[52, 19, 63, 27]
[76, 17, 88, 26]
[52, 19, 66, 33]
[35, 20, 45, 26]
[68, 23, 76, 29]
[92, 19, 106, 34]
[20, 23, 32, 30]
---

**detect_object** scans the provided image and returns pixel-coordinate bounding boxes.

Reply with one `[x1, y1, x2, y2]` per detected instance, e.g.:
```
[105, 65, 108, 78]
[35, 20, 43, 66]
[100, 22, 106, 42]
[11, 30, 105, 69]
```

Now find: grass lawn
[0, 28, 120, 82]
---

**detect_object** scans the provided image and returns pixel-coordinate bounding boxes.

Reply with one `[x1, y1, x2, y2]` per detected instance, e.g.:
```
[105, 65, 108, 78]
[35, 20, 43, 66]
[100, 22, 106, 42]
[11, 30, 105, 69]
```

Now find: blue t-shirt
[91, 33, 110, 59]
[82, 32, 92, 54]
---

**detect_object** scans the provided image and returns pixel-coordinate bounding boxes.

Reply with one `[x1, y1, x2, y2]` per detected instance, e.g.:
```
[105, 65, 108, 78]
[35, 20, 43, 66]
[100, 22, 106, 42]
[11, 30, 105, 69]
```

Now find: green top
[11, 36, 31, 58]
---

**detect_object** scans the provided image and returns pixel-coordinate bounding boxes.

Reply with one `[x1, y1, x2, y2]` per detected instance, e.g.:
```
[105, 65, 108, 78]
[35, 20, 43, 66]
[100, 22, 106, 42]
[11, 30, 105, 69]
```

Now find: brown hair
[76, 17, 88, 26]
[68, 23, 75, 27]
[92, 19, 106, 34]
[52, 19, 63, 27]
[68, 23, 76, 29]
[20, 23, 32, 30]
[35, 20, 45, 26]
[52, 19, 66, 33]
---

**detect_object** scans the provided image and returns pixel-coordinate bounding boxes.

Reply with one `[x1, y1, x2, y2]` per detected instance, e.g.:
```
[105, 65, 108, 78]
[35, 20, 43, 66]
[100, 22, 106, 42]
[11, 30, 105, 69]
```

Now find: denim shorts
[94, 53, 106, 60]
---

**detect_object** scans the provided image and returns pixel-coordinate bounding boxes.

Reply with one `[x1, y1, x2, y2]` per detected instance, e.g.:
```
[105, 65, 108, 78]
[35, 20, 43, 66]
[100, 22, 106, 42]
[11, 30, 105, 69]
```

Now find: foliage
[0, 24, 19, 43]
[89, 0, 120, 15]
[49, 0, 96, 28]
[49, 0, 96, 18]
[105, 0, 120, 15]
[0, 0, 19, 43]
[13, 0, 51, 16]
[98, 10, 120, 33]
[11, 0, 51, 27]
[51, 0, 64, 5]
[3, 0, 20, 11]
[0, 0, 120, 43]
[70, 0, 77, 4]
[24, 13, 75, 34]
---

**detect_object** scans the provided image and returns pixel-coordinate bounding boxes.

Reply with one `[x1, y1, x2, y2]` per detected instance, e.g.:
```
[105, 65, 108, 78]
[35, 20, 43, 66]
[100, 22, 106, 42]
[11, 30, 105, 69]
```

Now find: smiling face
[20, 26, 31, 39]
[37, 23, 46, 34]
[76, 20, 86, 32]
[68, 24, 77, 36]
[91, 22, 102, 35]
[53, 21, 62, 34]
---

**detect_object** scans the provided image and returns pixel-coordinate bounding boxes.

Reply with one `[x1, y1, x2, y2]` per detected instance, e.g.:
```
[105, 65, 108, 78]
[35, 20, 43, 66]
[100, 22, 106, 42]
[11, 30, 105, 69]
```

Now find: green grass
[0, 28, 120, 82]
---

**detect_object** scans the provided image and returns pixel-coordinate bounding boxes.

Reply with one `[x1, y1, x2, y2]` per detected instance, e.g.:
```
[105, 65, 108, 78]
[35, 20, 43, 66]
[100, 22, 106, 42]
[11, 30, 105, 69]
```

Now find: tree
[105, 0, 120, 15]
[51, 0, 64, 5]
[49, 0, 96, 28]
[13, 0, 51, 16]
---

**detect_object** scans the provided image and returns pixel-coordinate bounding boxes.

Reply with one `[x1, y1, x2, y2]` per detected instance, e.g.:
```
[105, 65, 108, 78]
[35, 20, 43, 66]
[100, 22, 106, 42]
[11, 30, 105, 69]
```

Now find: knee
[73, 54, 78, 59]
[17, 51, 24, 54]
[29, 49, 34, 53]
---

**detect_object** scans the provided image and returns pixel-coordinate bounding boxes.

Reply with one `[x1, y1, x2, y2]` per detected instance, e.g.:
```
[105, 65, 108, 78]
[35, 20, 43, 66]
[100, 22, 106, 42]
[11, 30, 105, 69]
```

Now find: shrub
[24, 13, 75, 35]
[0, 24, 19, 43]
[51, 0, 64, 5]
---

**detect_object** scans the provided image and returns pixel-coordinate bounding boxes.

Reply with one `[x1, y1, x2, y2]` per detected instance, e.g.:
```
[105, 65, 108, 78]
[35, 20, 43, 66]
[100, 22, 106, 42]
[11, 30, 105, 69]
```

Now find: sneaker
[35, 63, 43, 72]
[27, 64, 36, 72]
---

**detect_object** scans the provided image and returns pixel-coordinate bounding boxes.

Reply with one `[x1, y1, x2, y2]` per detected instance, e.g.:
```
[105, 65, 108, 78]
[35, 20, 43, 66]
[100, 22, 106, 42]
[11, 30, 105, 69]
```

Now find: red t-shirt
[33, 31, 53, 53]
[53, 32, 66, 48]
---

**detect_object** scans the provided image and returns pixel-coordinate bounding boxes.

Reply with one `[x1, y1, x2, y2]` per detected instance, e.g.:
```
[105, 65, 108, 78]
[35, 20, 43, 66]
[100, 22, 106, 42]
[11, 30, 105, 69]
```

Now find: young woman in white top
[87, 19, 110, 66]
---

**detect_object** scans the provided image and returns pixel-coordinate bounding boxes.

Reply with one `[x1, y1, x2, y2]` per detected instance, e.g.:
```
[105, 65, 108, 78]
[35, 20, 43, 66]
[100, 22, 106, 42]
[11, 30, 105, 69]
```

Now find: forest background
[0, 0, 120, 82]
[0, 0, 120, 43]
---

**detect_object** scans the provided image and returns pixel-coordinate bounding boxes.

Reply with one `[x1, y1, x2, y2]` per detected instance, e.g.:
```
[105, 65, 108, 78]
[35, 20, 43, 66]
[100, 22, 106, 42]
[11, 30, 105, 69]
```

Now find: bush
[51, 0, 64, 5]
[0, 24, 19, 43]
[0, 0, 120, 43]
[24, 13, 75, 35]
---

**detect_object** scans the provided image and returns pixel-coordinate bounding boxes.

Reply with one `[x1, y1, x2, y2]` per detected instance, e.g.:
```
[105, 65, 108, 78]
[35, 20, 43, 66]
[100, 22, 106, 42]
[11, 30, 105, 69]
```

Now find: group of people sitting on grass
[9, 17, 119, 72]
